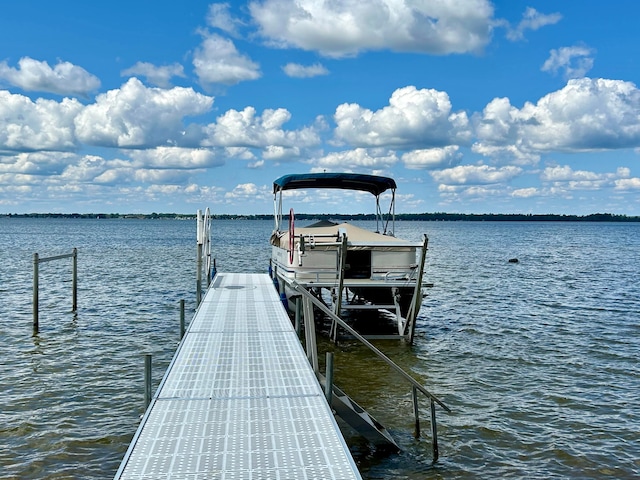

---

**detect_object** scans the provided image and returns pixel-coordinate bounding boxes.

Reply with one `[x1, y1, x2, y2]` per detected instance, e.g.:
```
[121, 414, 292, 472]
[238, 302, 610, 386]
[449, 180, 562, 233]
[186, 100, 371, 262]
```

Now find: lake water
[0, 218, 638, 479]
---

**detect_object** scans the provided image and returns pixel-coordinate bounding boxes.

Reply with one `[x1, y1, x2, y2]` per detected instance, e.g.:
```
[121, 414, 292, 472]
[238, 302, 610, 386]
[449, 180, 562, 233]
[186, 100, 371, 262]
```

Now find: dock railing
[291, 279, 450, 462]
[32, 248, 78, 334]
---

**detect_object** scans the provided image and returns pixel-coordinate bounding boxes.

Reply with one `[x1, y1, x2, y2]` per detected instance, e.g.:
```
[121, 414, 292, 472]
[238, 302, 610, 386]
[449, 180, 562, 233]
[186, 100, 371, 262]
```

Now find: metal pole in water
[33, 253, 39, 334]
[412, 386, 421, 438]
[144, 354, 152, 408]
[294, 297, 301, 336]
[196, 209, 203, 305]
[430, 398, 439, 462]
[72, 248, 78, 313]
[180, 299, 185, 339]
[325, 352, 334, 406]
[196, 243, 202, 305]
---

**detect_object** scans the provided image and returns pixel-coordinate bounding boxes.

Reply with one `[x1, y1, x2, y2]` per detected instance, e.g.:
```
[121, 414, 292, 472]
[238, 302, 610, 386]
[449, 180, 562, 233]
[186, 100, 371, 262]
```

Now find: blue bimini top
[273, 173, 396, 196]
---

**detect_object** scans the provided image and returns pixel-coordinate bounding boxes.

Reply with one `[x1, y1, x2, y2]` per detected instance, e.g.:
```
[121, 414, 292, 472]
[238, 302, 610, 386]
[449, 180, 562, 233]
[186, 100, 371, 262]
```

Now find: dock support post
[430, 398, 439, 462]
[196, 209, 203, 305]
[294, 297, 301, 336]
[180, 299, 186, 339]
[325, 352, 334, 406]
[407, 235, 428, 345]
[196, 242, 202, 305]
[412, 386, 420, 438]
[33, 253, 39, 334]
[302, 296, 318, 372]
[72, 248, 77, 313]
[144, 354, 152, 408]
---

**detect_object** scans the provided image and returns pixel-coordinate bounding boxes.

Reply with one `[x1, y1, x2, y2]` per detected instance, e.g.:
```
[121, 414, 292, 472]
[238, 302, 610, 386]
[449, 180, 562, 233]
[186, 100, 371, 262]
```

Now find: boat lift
[270, 173, 430, 343]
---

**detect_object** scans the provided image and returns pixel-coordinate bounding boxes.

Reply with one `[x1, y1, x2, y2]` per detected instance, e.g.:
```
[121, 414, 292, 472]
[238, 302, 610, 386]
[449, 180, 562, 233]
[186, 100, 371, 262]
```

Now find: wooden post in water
[33, 253, 39, 334]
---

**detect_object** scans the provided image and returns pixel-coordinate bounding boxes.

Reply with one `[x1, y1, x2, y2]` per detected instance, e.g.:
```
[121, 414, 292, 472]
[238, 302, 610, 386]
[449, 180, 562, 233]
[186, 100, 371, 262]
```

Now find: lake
[0, 218, 638, 479]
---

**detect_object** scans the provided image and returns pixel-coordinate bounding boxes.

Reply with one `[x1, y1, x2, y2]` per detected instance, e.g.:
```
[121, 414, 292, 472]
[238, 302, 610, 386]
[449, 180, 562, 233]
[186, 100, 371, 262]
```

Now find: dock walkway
[115, 272, 361, 479]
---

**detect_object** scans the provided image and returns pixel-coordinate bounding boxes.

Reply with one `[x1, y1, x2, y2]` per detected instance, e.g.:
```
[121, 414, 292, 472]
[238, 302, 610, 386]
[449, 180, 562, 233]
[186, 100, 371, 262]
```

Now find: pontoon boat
[269, 173, 428, 341]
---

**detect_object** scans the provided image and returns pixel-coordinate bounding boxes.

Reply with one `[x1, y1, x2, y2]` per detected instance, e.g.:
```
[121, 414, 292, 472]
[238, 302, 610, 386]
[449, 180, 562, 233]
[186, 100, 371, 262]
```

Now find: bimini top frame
[273, 173, 397, 235]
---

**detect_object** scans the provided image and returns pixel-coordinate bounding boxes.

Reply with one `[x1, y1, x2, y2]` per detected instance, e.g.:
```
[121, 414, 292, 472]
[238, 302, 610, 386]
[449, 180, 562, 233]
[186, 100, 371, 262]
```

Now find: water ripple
[1, 219, 639, 479]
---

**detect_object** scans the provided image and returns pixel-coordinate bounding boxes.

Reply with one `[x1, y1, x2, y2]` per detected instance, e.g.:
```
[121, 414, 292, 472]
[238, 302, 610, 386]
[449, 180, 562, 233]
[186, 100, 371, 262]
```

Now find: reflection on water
[0, 218, 639, 479]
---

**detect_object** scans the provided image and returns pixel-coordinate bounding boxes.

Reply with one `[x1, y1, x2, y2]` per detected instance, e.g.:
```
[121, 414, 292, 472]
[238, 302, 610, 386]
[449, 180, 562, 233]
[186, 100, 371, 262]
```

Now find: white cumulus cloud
[203, 106, 319, 149]
[431, 164, 522, 185]
[224, 182, 270, 200]
[193, 33, 261, 86]
[207, 3, 245, 37]
[249, 0, 495, 57]
[474, 78, 640, 160]
[402, 146, 460, 170]
[542, 45, 595, 80]
[74, 78, 214, 148]
[334, 86, 470, 148]
[540, 165, 631, 192]
[0, 57, 100, 96]
[615, 178, 640, 190]
[0, 91, 82, 152]
[316, 148, 399, 169]
[127, 147, 223, 169]
[121, 62, 186, 88]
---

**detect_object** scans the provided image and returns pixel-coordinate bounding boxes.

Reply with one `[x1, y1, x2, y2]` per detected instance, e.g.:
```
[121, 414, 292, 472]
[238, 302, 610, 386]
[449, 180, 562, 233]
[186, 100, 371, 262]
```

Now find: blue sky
[1, 1, 640, 215]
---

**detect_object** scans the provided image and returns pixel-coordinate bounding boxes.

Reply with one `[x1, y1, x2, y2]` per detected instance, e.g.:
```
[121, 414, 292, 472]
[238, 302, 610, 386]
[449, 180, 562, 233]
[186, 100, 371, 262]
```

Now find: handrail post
[72, 248, 78, 313]
[33, 253, 39, 334]
[412, 386, 420, 438]
[431, 398, 439, 462]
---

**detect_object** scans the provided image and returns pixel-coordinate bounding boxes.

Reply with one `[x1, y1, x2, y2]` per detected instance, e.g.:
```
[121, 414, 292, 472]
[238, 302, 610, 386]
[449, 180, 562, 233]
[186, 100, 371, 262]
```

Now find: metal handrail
[290, 279, 450, 413]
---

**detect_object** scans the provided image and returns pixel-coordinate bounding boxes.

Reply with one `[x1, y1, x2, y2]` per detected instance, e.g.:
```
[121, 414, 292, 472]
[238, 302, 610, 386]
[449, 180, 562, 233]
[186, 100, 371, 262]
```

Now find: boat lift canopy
[273, 173, 397, 235]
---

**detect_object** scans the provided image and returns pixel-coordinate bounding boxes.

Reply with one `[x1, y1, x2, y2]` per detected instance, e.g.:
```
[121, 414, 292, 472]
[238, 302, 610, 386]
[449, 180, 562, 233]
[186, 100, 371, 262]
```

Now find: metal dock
[114, 272, 361, 479]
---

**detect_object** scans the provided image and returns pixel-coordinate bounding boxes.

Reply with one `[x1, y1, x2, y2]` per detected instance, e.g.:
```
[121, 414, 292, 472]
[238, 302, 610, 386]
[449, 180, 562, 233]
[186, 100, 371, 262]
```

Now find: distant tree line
[3, 212, 639, 222]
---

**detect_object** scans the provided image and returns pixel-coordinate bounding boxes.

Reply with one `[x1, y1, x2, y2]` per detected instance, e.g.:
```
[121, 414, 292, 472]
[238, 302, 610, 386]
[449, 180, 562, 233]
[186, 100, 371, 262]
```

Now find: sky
[1, 1, 640, 216]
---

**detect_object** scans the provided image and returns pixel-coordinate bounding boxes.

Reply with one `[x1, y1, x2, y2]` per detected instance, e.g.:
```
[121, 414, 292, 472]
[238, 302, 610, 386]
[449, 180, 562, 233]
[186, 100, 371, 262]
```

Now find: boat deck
[114, 272, 361, 480]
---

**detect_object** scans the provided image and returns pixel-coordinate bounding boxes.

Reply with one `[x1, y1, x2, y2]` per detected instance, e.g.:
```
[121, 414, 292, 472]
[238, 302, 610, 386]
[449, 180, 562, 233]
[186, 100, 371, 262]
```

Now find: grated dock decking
[114, 273, 361, 480]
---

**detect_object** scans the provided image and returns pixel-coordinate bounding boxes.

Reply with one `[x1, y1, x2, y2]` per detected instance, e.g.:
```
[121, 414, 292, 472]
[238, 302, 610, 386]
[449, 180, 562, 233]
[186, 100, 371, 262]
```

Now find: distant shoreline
[2, 212, 639, 222]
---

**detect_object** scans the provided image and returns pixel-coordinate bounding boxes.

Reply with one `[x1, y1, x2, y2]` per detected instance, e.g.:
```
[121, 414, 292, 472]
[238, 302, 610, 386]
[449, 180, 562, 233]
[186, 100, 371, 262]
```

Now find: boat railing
[290, 278, 450, 462]
[379, 268, 419, 281]
[296, 236, 424, 249]
[286, 267, 419, 284]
